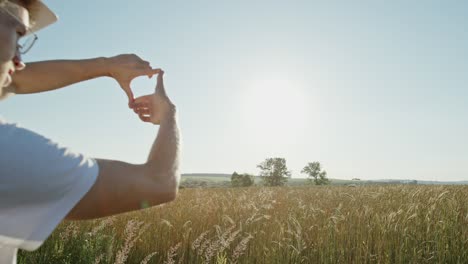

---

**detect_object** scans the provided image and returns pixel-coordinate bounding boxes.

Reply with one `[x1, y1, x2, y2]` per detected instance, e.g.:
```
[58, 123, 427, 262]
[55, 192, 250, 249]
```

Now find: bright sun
[240, 75, 310, 141]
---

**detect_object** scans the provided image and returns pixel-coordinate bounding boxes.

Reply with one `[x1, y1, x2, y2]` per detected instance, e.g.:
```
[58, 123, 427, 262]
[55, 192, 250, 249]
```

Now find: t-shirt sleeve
[0, 121, 99, 251]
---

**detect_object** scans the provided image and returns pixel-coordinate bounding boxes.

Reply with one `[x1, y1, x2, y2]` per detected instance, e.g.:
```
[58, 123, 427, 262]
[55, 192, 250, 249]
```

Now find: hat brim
[29, 1, 58, 33]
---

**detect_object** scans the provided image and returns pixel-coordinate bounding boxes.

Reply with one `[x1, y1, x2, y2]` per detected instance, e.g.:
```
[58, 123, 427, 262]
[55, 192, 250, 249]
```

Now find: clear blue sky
[1, 0, 467, 181]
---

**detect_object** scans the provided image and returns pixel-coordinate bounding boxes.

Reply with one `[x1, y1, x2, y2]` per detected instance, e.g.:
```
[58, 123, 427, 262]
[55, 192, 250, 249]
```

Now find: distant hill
[182, 173, 231, 178]
[181, 173, 468, 186]
[181, 173, 357, 186]
[367, 179, 468, 185]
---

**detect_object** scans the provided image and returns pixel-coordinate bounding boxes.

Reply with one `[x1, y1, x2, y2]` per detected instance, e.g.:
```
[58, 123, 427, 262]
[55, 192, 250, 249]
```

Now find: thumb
[155, 71, 166, 96]
[119, 81, 134, 108]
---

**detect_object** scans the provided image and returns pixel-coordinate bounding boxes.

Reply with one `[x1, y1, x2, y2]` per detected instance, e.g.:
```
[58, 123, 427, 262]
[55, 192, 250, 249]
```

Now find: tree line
[231, 157, 330, 187]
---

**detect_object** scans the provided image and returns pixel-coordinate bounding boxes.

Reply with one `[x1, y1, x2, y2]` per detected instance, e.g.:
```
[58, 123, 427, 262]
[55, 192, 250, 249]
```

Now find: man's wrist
[95, 57, 112, 78]
[162, 105, 177, 119]
[156, 107, 177, 125]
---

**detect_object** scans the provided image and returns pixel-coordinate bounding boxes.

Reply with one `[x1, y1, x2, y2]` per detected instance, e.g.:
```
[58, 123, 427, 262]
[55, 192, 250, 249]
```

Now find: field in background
[180, 174, 468, 188]
[180, 174, 357, 188]
[19, 185, 468, 264]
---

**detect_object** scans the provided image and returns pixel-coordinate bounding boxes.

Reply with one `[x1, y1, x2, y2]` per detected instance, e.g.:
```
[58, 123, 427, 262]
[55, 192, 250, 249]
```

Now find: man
[0, 1, 181, 263]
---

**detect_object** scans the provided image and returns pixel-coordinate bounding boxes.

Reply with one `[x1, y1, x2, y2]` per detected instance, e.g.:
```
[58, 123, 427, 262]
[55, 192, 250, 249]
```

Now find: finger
[119, 82, 134, 108]
[132, 104, 147, 111]
[133, 66, 161, 79]
[133, 103, 150, 113]
[132, 100, 143, 107]
[155, 71, 166, 96]
[132, 104, 147, 113]
[133, 106, 149, 114]
[148, 68, 161, 78]
[137, 108, 151, 115]
[133, 95, 151, 105]
[138, 113, 151, 123]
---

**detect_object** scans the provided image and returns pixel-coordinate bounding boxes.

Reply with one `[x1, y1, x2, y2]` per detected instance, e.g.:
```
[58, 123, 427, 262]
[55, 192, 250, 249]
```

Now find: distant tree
[241, 173, 255, 187]
[231, 172, 242, 187]
[302, 162, 330, 185]
[231, 172, 254, 187]
[257, 158, 291, 186]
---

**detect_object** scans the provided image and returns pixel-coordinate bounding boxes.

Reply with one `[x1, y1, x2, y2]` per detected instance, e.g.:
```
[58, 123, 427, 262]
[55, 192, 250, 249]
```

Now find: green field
[19, 185, 468, 264]
[179, 174, 359, 188]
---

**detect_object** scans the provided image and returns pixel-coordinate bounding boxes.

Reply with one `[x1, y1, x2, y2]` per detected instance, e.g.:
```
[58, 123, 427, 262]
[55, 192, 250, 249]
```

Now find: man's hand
[106, 54, 161, 107]
[67, 72, 181, 220]
[131, 71, 176, 124]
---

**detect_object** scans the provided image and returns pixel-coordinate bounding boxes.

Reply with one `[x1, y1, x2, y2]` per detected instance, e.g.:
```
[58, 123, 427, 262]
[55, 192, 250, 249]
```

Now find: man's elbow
[150, 172, 180, 204]
[161, 178, 179, 203]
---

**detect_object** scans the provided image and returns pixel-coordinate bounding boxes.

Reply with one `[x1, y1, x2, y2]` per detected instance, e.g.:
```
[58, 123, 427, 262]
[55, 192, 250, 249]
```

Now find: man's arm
[9, 54, 160, 105]
[66, 71, 181, 220]
[11, 58, 108, 93]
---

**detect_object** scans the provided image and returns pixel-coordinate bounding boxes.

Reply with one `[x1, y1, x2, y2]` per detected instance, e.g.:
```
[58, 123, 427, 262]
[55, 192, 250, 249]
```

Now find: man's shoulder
[0, 118, 20, 138]
[0, 119, 42, 143]
[0, 120, 98, 181]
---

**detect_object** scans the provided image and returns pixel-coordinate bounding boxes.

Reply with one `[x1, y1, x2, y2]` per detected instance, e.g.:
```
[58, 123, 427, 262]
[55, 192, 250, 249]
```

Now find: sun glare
[240, 75, 310, 141]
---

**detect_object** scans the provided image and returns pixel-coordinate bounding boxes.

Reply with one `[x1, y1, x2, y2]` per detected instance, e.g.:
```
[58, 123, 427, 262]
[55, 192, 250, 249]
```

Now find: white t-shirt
[0, 118, 99, 264]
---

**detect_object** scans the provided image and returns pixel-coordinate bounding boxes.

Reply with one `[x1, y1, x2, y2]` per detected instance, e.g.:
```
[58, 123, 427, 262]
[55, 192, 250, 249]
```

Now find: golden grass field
[19, 185, 468, 264]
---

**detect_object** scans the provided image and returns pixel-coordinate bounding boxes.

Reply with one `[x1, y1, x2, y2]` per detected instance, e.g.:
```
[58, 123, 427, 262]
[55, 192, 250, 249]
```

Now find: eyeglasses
[0, 1, 38, 55]
[18, 33, 38, 54]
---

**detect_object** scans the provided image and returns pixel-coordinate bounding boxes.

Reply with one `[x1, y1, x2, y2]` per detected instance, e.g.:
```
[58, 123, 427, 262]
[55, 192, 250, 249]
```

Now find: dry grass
[19, 185, 468, 263]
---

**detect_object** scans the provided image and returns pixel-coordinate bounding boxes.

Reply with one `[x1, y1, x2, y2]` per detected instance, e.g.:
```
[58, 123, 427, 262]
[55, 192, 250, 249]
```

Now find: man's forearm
[11, 58, 108, 94]
[145, 109, 181, 189]
[66, 110, 181, 220]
